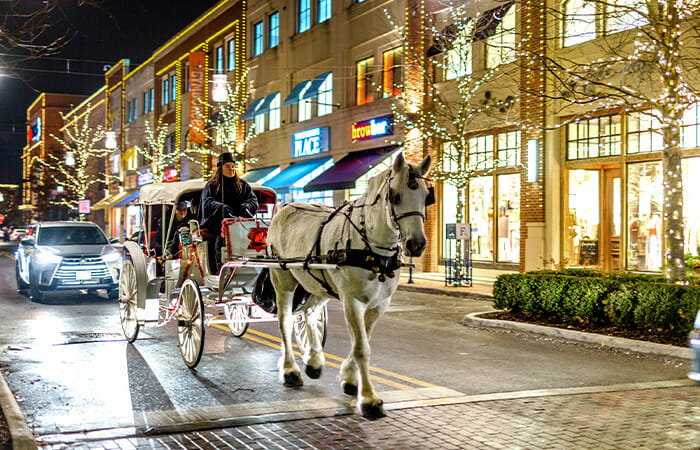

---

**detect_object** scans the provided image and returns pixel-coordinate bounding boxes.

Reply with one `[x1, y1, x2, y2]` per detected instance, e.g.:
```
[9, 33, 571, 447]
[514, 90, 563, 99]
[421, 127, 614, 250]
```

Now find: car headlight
[102, 251, 122, 265]
[34, 250, 62, 265]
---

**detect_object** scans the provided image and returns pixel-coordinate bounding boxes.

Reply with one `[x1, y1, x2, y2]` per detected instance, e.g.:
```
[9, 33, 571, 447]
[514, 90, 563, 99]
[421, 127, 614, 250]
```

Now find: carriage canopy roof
[138, 179, 275, 205]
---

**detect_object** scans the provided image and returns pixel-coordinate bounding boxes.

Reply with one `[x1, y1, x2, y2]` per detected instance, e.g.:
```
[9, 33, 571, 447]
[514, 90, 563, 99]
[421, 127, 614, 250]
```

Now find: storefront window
[683, 157, 700, 256]
[442, 183, 458, 260]
[469, 176, 493, 261]
[627, 161, 663, 271]
[497, 130, 520, 167]
[125, 205, 141, 239]
[682, 103, 700, 149]
[349, 152, 397, 201]
[627, 111, 663, 154]
[497, 174, 520, 262]
[567, 114, 621, 160]
[468, 135, 494, 168]
[567, 169, 600, 265]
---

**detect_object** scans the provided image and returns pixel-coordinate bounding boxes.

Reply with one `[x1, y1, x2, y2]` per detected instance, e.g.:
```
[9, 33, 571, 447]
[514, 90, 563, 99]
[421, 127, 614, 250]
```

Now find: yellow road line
[0, 250, 15, 260]
[211, 324, 434, 390]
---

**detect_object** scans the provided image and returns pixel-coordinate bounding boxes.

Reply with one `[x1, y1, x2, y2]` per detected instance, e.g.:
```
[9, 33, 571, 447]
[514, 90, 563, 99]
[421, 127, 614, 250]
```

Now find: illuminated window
[563, 0, 597, 47]
[318, 0, 331, 23]
[149, 88, 154, 111]
[468, 134, 494, 168]
[299, 0, 311, 33]
[162, 79, 169, 105]
[253, 22, 264, 56]
[627, 111, 663, 154]
[143, 91, 148, 115]
[170, 74, 177, 102]
[497, 130, 520, 167]
[469, 176, 494, 261]
[356, 56, 374, 105]
[607, 0, 647, 34]
[125, 147, 138, 171]
[566, 114, 622, 159]
[317, 73, 333, 116]
[227, 39, 236, 71]
[269, 93, 281, 130]
[682, 103, 700, 149]
[445, 30, 472, 80]
[298, 84, 312, 121]
[382, 47, 403, 98]
[486, 6, 516, 69]
[255, 109, 265, 133]
[269, 12, 279, 48]
[497, 173, 520, 263]
[216, 46, 224, 73]
[132, 98, 137, 121]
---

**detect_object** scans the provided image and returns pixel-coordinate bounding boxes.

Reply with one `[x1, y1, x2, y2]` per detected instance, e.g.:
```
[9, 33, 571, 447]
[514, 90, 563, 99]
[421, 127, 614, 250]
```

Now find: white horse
[267, 152, 432, 418]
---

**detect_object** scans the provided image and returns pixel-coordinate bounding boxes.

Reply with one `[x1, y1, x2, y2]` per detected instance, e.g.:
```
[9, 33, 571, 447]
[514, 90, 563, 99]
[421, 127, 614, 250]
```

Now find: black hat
[176, 200, 189, 211]
[217, 152, 235, 167]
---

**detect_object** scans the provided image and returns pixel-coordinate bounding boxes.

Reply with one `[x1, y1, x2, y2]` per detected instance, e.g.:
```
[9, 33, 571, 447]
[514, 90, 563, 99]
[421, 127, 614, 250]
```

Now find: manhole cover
[58, 332, 129, 345]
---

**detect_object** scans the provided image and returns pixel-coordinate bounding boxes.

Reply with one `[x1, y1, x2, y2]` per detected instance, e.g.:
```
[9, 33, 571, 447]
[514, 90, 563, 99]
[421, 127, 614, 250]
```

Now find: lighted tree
[187, 73, 257, 175]
[529, 0, 700, 281]
[387, 2, 519, 283]
[41, 104, 112, 220]
[135, 118, 192, 183]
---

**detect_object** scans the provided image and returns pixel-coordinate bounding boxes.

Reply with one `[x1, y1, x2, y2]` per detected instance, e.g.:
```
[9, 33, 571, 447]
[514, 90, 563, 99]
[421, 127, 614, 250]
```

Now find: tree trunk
[662, 123, 685, 282]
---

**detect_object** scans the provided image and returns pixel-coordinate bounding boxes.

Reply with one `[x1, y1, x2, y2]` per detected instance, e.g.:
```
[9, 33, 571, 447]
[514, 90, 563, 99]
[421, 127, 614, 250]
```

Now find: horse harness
[283, 170, 434, 299]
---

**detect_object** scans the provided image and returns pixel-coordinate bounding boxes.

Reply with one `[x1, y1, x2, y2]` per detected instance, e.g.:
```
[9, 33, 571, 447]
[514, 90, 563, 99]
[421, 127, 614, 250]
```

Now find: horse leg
[301, 296, 326, 379]
[341, 296, 386, 419]
[340, 304, 387, 397]
[270, 268, 302, 387]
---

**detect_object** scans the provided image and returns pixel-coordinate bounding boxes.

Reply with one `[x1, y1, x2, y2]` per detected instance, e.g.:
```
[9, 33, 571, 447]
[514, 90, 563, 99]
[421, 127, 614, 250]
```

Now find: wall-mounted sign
[351, 115, 393, 141]
[189, 51, 207, 144]
[78, 199, 91, 215]
[292, 127, 330, 158]
[28, 117, 41, 143]
[138, 171, 154, 185]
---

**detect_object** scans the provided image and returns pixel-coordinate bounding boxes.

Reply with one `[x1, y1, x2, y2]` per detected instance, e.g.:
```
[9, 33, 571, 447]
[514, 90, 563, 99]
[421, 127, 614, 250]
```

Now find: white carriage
[117, 180, 329, 368]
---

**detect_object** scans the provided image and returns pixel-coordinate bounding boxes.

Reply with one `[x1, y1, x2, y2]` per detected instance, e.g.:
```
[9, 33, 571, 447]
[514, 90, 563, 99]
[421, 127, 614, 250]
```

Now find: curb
[463, 311, 692, 361]
[0, 371, 37, 450]
[397, 283, 493, 300]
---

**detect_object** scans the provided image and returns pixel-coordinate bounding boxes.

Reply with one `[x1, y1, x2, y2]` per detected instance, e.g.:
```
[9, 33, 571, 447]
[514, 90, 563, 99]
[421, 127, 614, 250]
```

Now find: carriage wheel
[223, 304, 250, 337]
[177, 279, 205, 368]
[119, 259, 140, 343]
[294, 305, 328, 353]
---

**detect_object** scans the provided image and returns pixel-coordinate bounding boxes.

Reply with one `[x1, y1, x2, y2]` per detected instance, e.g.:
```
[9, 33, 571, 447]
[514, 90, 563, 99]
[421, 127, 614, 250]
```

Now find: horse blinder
[425, 186, 435, 207]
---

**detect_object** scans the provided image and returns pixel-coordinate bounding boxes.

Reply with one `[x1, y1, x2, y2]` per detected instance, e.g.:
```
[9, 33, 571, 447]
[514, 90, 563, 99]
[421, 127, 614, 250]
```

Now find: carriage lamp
[212, 74, 228, 102]
[105, 131, 118, 150]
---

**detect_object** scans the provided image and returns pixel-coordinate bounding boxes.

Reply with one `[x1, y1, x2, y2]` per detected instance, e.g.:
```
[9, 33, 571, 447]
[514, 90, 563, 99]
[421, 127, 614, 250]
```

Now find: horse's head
[388, 152, 433, 257]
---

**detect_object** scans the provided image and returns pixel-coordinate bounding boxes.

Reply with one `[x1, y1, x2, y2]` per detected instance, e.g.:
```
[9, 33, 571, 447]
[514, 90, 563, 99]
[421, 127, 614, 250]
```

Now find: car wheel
[15, 261, 28, 294]
[108, 288, 119, 300]
[29, 272, 45, 303]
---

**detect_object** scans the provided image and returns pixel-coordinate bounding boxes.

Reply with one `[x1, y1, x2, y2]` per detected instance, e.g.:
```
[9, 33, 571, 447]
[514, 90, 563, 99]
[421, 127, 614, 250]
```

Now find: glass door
[602, 169, 622, 270]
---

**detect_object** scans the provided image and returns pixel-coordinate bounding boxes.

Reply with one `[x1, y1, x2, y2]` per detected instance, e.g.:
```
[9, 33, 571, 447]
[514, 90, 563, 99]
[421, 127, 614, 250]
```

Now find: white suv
[15, 222, 121, 302]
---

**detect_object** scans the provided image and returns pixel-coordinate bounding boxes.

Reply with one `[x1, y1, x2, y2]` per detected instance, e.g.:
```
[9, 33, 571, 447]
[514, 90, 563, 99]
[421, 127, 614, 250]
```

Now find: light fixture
[105, 131, 117, 150]
[527, 139, 538, 183]
[212, 74, 228, 102]
[65, 152, 75, 166]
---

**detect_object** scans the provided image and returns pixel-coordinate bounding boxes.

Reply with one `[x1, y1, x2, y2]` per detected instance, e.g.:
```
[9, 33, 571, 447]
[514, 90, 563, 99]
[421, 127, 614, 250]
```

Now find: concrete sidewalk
[397, 272, 494, 299]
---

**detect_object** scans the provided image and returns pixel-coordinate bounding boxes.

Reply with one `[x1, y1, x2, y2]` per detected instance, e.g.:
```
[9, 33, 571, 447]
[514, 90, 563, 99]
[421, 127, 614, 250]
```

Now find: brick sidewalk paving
[43, 385, 699, 449]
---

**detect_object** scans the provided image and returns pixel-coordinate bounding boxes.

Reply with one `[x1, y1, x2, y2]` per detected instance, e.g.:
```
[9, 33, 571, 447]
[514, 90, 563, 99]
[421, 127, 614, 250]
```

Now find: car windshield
[37, 226, 108, 246]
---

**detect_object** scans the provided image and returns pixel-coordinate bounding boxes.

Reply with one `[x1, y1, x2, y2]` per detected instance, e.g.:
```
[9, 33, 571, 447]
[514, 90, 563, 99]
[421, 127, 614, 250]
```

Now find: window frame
[318, 0, 331, 23]
[227, 39, 236, 71]
[162, 79, 169, 105]
[298, 0, 311, 33]
[382, 47, 403, 98]
[216, 46, 224, 73]
[356, 56, 375, 106]
[269, 12, 279, 49]
[253, 21, 264, 56]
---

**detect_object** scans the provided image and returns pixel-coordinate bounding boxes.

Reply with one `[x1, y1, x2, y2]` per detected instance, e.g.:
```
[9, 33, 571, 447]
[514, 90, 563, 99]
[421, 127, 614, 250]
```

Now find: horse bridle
[387, 171, 435, 225]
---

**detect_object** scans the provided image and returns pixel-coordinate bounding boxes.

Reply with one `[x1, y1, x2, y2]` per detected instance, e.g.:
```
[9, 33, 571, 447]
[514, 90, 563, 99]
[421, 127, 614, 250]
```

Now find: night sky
[0, 0, 220, 184]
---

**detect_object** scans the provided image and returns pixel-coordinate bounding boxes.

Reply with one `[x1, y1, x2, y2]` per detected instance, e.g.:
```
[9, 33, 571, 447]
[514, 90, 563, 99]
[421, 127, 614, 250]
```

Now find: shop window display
[627, 162, 663, 271]
[497, 174, 520, 262]
[497, 130, 520, 167]
[567, 169, 600, 265]
[566, 114, 621, 160]
[683, 157, 700, 257]
[469, 176, 493, 261]
[682, 103, 700, 149]
[627, 111, 663, 154]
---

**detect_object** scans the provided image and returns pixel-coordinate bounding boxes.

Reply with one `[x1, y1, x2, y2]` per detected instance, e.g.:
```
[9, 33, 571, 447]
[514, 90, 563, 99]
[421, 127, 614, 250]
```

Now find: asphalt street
[0, 241, 694, 448]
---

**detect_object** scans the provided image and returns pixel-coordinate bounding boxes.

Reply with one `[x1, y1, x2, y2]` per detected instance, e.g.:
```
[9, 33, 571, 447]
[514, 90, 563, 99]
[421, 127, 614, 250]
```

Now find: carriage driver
[199, 152, 258, 272]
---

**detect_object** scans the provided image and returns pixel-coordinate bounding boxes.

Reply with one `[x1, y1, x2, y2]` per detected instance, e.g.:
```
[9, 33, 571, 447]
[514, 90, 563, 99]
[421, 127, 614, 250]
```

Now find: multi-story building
[20, 93, 87, 223]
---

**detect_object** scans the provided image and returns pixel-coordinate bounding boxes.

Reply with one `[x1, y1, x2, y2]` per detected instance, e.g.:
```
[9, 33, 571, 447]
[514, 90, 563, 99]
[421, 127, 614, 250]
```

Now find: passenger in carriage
[199, 152, 258, 272]
[154, 200, 195, 261]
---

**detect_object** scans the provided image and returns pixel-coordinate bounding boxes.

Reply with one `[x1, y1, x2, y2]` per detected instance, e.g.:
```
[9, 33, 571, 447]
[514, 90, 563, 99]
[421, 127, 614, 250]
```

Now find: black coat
[199, 176, 258, 235]
[154, 210, 195, 257]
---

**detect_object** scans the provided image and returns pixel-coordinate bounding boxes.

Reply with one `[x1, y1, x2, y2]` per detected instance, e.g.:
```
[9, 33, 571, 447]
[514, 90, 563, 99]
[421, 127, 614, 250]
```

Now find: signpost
[78, 199, 91, 215]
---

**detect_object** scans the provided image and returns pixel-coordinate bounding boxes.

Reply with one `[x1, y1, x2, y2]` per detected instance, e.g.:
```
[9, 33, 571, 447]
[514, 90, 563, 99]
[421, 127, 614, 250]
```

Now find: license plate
[76, 271, 91, 280]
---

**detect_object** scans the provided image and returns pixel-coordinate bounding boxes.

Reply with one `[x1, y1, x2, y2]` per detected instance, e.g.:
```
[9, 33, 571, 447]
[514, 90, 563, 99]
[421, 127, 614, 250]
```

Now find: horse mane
[364, 168, 391, 203]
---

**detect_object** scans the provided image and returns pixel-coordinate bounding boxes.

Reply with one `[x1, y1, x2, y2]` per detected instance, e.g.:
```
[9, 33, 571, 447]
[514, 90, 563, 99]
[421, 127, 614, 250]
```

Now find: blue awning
[114, 189, 139, 206]
[241, 98, 264, 120]
[265, 158, 332, 194]
[283, 80, 311, 106]
[304, 146, 398, 192]
[241, 166, 279, 184]
[301, 72, 332, 100]
[256, 93, 279, 116]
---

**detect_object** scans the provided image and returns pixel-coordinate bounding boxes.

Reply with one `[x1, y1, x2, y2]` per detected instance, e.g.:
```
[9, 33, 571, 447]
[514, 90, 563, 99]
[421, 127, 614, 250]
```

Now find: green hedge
[493, 269, 700, 335]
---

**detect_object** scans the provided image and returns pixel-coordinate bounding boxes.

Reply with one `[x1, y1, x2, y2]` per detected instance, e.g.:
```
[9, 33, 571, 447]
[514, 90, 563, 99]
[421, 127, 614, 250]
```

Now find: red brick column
[519, 0, 546, 272]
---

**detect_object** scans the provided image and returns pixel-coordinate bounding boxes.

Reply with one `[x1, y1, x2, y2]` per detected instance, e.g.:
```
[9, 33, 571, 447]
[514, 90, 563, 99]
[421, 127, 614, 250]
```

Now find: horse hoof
[283, 372, 303, 387]
[343, 382, 358, 396]
[305, 365, 322, 379]
[361, 401, 386, 420]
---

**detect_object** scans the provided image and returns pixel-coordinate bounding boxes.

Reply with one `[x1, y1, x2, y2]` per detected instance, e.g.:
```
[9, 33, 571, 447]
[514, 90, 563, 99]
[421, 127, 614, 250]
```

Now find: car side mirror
[20, 238, 35, 247]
